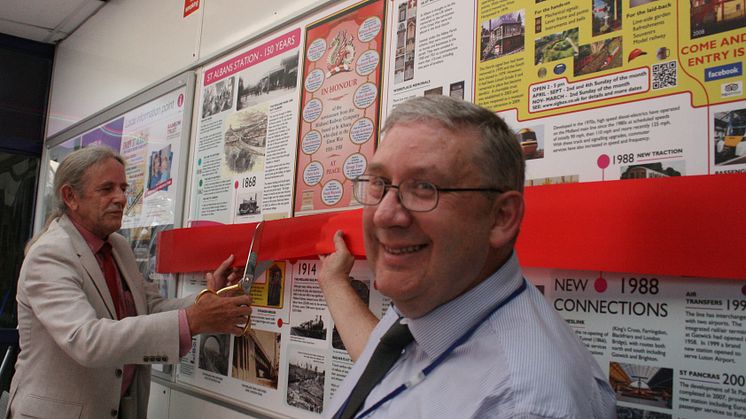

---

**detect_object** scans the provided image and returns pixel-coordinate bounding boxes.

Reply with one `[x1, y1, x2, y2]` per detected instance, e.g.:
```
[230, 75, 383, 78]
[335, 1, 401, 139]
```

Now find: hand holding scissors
[196, 221, 268, 336]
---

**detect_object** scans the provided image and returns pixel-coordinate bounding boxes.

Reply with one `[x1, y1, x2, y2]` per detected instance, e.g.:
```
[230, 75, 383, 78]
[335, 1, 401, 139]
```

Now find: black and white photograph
[237, 51, 299, 110]
[286, 346, 326, 413]
[449, 81, 465, 100]
[424, 86, 443, 96]
[202, 76, 235, 118]
[222, 105, 268, 174]
[290, 311, 327, 341]
[198, 333, 231, 376]
[394, 0, 417, 84]
[236, 191, 261, 216]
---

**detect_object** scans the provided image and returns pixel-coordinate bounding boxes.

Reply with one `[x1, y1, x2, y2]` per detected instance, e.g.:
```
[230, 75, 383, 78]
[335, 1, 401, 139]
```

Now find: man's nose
[113, 188, 127, 203]
[372, 187, 411, 227]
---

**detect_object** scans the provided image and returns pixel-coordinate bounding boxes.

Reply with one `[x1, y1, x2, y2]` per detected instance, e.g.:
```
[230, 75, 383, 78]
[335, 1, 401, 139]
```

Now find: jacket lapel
[57, 215, 119, 319]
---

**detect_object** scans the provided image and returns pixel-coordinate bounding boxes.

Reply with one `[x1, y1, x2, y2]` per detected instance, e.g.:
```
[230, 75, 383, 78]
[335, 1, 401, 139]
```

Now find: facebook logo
[705, 63, 742, 81]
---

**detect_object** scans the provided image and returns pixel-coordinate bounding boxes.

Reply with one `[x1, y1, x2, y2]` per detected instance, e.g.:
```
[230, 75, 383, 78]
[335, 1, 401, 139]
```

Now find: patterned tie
[99, 242, 123, 319]
[337, 317, 414, 419]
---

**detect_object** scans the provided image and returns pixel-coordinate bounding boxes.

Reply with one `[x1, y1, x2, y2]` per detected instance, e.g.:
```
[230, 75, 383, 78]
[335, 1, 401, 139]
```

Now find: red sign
[183, 0, 199, 18]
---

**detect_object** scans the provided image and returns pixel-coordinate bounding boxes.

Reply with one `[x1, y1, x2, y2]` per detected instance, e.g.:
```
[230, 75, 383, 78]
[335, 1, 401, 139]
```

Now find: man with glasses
[318, 96, 615, 418]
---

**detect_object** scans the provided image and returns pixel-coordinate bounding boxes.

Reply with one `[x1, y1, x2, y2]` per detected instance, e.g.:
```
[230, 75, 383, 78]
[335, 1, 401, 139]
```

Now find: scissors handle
[195, 285, 252, 336]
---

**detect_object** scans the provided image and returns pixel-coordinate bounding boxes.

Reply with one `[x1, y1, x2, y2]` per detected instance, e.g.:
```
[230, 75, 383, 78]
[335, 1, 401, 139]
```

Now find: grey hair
[26, 146, 124, 255]
[382, 96, 525, 193]
[51, 145, 124, 217]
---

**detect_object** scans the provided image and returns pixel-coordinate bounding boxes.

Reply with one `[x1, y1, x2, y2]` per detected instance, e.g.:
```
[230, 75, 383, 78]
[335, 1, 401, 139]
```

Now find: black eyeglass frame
[352, 175, 505, 212]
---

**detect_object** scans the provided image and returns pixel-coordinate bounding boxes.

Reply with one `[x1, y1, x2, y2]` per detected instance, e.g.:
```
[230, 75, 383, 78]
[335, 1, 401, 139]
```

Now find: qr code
[652, 60, 677, 90]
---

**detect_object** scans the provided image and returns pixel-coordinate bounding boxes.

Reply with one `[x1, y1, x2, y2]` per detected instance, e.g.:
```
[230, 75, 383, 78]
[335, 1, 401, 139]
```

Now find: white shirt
[327, 253, 616, 418]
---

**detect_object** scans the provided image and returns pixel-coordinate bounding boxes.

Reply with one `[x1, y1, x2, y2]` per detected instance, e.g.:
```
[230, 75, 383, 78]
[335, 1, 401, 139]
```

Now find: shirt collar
[401, 252, 524, 360]
[68, 215, 108, 255]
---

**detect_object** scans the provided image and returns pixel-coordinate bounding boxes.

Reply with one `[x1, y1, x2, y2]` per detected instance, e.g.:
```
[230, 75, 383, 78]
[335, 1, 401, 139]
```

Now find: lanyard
[336, 279, 528, 419]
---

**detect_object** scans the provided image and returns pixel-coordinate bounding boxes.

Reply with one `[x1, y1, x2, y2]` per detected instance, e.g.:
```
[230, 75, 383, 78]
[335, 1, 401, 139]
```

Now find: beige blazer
[8, 215, 191, 418]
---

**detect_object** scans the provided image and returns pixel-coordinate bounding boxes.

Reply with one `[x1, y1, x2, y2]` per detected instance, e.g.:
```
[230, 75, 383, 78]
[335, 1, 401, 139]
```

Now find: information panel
[293, 0, 387, 216]
[188, 29, 303, 225]
[528, 269, 746, 419]
[40, 73, 195, 295]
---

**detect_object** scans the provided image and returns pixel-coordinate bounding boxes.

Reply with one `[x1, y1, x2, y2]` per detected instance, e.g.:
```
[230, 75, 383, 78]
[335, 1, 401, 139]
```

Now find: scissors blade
[240, 221, 265, 294]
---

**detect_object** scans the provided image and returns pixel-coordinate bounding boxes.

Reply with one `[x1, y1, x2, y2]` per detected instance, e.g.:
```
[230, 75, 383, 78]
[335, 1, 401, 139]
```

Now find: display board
[169, 0, 745, 417]
[528, 269, 746, 419]
[36, 0, 744, 417]
[164, 0, 746, 417]
[36, 71, 196, 298]
[293, 0, 386, 215]
[187, 28, 303, 225]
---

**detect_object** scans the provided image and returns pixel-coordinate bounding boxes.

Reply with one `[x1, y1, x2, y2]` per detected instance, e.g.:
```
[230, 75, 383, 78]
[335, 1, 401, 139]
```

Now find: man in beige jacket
[9, 146, 251, 418]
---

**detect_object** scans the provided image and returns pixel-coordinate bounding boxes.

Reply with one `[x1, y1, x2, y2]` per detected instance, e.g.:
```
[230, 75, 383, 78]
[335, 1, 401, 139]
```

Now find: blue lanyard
[336, 279, 528, 419]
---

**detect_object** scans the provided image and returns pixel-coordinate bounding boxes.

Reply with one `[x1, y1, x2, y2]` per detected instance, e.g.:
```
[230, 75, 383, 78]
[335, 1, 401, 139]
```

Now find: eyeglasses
[352, 175, 504, 212]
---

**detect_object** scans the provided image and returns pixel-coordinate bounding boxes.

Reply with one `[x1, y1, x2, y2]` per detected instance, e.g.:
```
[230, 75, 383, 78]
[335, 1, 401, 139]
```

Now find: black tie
[337, 317, 414, 419]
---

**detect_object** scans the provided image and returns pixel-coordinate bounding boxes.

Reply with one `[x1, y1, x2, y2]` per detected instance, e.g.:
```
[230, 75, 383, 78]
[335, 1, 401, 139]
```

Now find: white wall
[47, 0, 329, 136]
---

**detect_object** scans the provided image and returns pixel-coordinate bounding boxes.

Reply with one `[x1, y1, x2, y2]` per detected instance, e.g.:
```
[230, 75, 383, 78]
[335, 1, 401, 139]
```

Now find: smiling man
[319, 96, 615, 419]
[10, 146, 252, 419]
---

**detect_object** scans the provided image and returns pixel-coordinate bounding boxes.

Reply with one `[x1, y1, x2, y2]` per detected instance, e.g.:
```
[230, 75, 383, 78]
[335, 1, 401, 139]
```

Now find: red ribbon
[158, 173, 746, 280]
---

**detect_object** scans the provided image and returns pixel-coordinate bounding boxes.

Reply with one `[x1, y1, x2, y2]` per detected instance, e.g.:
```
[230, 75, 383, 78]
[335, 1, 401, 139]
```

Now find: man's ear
[488, 191, 524, 249]
[61, 185, 78, 211]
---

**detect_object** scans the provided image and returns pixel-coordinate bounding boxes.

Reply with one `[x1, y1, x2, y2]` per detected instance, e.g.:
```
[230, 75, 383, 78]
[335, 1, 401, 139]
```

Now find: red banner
[158, 173, 746, 280]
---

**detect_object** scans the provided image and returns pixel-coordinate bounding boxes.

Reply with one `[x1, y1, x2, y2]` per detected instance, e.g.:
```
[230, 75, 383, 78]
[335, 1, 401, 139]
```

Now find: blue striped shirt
[327, 253, 616, 418]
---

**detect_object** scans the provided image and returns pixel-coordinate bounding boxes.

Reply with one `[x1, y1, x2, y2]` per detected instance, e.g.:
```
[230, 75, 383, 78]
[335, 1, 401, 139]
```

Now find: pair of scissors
[195, 221, 268, 336]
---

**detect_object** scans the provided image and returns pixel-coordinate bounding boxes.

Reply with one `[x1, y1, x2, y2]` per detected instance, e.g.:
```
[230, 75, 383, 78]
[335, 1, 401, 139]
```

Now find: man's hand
[206, 254, 240, 291]
[319, 230, 355, 287]
[186, 292, 252, 336]
[317, 230, 378, 361]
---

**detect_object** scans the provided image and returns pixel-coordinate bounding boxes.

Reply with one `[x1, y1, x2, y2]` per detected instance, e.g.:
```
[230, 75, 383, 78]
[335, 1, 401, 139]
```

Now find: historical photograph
[265, 263, 285, 308]
[286, 346, 325, 413]
[198, 333, 231, 376]
[236, 191, 261, 217]
[202, 76, 235, 118]
[424, 86, 443, 96]
[449, 81, 465, 99]
[222, 105, 268, 175]
[290, 312, 327, 341]
[394, 0, 418, 84]
[237, 51, 299, 110]
[232, 329, 281, 389]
